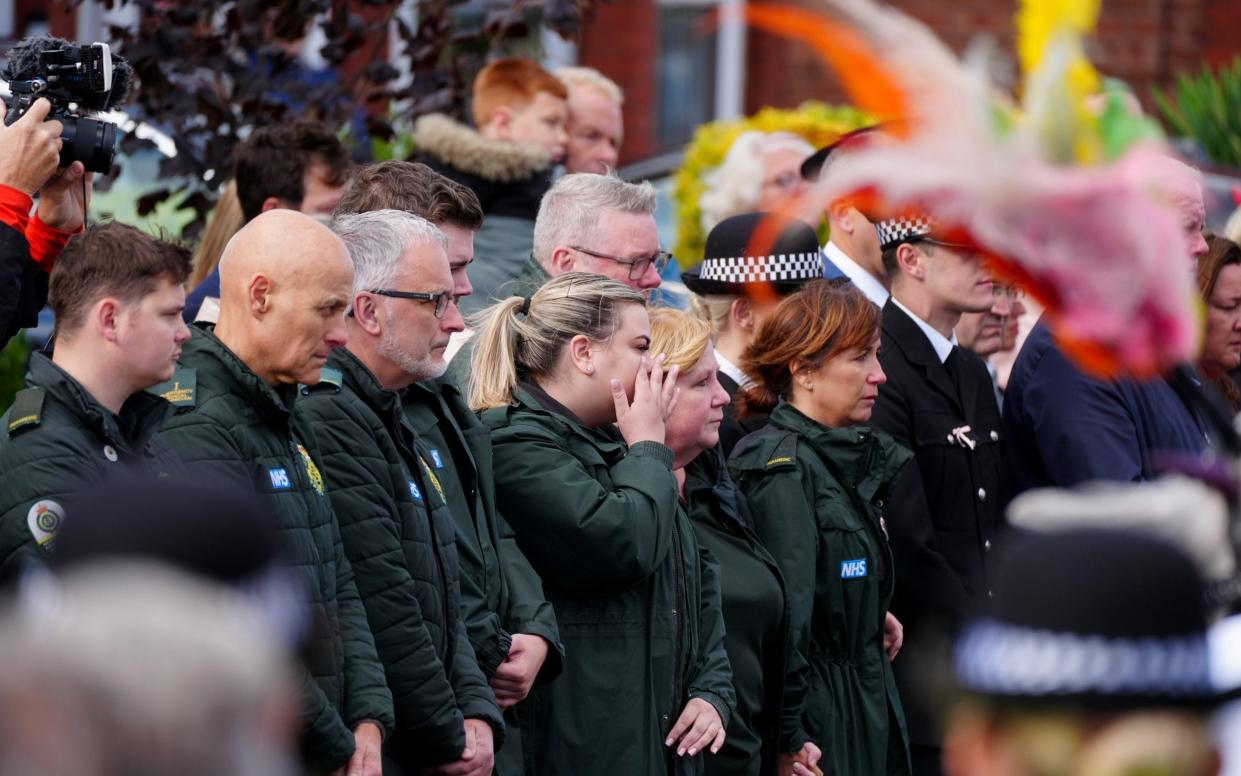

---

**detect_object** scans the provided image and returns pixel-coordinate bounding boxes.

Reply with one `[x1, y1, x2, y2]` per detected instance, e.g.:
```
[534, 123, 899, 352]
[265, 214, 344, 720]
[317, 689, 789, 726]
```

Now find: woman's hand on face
[612, 354, 680, 448]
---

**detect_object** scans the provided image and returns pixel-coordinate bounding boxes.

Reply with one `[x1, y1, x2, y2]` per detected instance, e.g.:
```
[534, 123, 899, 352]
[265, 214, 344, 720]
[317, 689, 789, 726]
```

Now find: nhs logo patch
[430, 449, 444, 469]
[409, 480, 423, 501]
[268, 468, 292, 490]
[840, 558, 868, 579]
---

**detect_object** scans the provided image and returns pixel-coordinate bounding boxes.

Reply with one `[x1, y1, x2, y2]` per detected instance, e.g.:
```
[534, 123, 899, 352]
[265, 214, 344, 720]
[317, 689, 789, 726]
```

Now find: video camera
[3, 38, 132, 174]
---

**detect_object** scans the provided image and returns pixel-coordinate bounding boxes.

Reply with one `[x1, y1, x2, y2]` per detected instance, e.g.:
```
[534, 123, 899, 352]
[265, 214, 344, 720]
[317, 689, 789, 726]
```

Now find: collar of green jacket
[405, 374, 464, 410]
[510, 382, 627, 455]
[513, 254, 551, 298]
[184, 324, 296, 424]
[26, 351, 173, 449]
[322, 348, 406, 424]
[768, 400, 912, 499]
[683, 445, 749, 532]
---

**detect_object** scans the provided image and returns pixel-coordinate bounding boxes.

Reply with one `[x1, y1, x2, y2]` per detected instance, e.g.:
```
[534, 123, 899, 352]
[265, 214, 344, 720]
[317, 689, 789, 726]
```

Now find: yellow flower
[1016, 0, 1101, 78]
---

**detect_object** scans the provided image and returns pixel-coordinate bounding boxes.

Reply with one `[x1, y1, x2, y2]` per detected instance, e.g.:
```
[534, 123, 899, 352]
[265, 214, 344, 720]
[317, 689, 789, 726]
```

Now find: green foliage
[0, 333, 31, 415]
[1155, 57, 1241, 167]
[368, 111, 417, 162]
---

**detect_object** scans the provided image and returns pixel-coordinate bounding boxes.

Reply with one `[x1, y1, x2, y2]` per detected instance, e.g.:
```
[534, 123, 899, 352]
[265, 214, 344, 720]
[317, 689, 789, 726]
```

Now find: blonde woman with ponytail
[472, 272, 736, 776]
[728, 280, 913, 776]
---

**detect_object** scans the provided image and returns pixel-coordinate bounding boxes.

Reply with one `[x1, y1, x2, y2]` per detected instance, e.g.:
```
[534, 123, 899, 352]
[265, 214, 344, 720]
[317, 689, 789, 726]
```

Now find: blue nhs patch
[409, 480, 423, 501]
[840, 558, 868, 579]
[268, 468, 292, 490]
[429, 449, 444, 469]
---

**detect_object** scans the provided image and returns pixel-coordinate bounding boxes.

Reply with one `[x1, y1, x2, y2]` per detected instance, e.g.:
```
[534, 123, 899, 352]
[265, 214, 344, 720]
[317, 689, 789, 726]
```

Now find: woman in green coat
[729, 281, 912, 776]
[649, 307, 823, 776]
[471, 272, 736, 776]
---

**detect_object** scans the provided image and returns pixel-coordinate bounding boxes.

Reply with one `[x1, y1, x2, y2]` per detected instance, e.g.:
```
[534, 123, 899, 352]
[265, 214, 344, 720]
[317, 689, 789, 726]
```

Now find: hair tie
[518, 296, 532, 316]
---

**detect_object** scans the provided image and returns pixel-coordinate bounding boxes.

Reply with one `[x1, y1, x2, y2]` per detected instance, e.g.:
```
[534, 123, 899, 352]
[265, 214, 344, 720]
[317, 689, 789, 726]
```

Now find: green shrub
[1155, 57, 1241, 167]
[0, 333, 31, 415]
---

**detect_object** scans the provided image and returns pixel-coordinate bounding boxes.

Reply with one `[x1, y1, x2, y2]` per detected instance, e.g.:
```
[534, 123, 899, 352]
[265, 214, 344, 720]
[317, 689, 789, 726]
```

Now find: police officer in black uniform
[868, 213, 1009, 775]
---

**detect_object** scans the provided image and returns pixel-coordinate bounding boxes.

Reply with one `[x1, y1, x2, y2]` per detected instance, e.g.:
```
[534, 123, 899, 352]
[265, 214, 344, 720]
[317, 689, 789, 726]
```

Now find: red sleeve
[26, 214, 79, 273]
[0, 185, 31, 235]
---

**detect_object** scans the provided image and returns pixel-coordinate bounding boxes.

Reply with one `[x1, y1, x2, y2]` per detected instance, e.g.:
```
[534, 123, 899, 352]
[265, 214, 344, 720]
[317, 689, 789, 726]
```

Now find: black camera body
[4, 41, 122, 174]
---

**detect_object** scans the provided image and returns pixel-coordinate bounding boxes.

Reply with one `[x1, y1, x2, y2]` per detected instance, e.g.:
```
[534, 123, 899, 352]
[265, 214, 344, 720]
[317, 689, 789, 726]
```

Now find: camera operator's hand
[38, 161, 91, 232]
[0, 99, 63, 196]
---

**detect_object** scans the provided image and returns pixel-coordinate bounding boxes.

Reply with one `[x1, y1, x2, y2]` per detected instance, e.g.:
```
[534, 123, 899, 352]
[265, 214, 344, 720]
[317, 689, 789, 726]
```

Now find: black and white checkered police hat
[682, 212, 823, 296]
[954, 527, 1237, 709]
[874, 211, 941, 252]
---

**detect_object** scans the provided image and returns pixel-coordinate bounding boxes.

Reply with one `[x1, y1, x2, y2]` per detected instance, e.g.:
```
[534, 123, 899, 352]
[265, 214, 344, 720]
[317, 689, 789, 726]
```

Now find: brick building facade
[577, 0, 1241, 166]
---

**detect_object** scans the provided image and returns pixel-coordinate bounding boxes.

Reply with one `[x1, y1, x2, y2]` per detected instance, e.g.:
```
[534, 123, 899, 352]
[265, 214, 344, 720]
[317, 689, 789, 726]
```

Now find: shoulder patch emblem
[840, 558, 868, 579]
[149, 367, 197, 407]
[295, 444, 326, 496]
[429, 449, 445, 469]
[27, 500, 64, 551]
[417, 455, 446, 504]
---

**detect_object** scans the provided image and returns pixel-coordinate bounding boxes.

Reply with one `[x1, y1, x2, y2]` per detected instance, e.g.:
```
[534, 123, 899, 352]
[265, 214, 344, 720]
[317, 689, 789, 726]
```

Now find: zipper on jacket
[671, 511, 687, 718]
[414, 449, 453, 659]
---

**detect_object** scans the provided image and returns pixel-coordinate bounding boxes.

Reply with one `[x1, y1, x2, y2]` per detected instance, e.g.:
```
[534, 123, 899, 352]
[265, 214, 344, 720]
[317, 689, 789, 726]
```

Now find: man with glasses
[867, 214, 1010, 776]
[956, 284, 1027, 408]
[446, 172, 666, 385]
[297, 209, 504, 776]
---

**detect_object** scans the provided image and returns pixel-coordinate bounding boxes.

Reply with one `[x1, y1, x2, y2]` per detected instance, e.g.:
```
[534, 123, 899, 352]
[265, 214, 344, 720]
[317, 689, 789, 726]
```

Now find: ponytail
[736, 381, 783, 419]
[468, 296, 528, 410]
[467, 272, 646, 410]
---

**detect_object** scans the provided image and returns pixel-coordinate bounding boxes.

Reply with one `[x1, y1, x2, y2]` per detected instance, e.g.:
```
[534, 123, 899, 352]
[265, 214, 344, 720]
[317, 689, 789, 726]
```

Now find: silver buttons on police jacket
[990, 430, 999, 442]
[984, 540, 992, 551]
[977, 487, 987, 502]
[103, 444, 118, 462]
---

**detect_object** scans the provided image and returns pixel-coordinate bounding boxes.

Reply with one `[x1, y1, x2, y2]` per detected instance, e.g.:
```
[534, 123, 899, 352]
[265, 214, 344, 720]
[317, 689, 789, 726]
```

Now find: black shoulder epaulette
[731, 425, 798, 471]
[6, 387, 45, 436]
[763, 431, 799, 470]
[148, 366, 198, 408]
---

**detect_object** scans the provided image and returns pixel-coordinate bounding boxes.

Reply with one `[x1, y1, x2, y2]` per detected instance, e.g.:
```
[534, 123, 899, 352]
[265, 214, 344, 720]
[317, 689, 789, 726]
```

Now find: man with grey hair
[297, 209, 504, 776]
[446, 172, 666, 384]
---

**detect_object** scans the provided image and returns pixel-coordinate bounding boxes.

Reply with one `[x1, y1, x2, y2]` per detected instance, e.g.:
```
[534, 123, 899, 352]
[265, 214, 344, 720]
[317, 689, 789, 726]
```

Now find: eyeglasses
[367, 289, 455, 318]
[762, 171, 804, 193]
[570, 246, 673, 281]
[991, 285, 1025, 301]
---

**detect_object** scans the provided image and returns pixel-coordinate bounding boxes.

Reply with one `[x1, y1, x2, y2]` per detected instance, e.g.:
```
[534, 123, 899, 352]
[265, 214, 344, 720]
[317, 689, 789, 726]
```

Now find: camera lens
[59, 115, 117, 174]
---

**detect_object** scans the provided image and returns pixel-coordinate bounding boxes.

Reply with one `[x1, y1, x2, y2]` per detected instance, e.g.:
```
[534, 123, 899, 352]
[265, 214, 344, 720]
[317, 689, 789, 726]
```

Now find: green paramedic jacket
[729, 401, 912, 776]
[297, 348, 505, 771]
[403, 377, 562, 775]
[684, 446, 808, 776]
[480, 384, 735, 776]
[157, 326, 394, 772]
[0, 353, 181, 584]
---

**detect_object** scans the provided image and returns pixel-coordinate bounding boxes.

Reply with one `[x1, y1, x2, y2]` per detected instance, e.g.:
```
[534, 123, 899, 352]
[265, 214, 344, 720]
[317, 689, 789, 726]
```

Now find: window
[655, 0, 745, 152]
